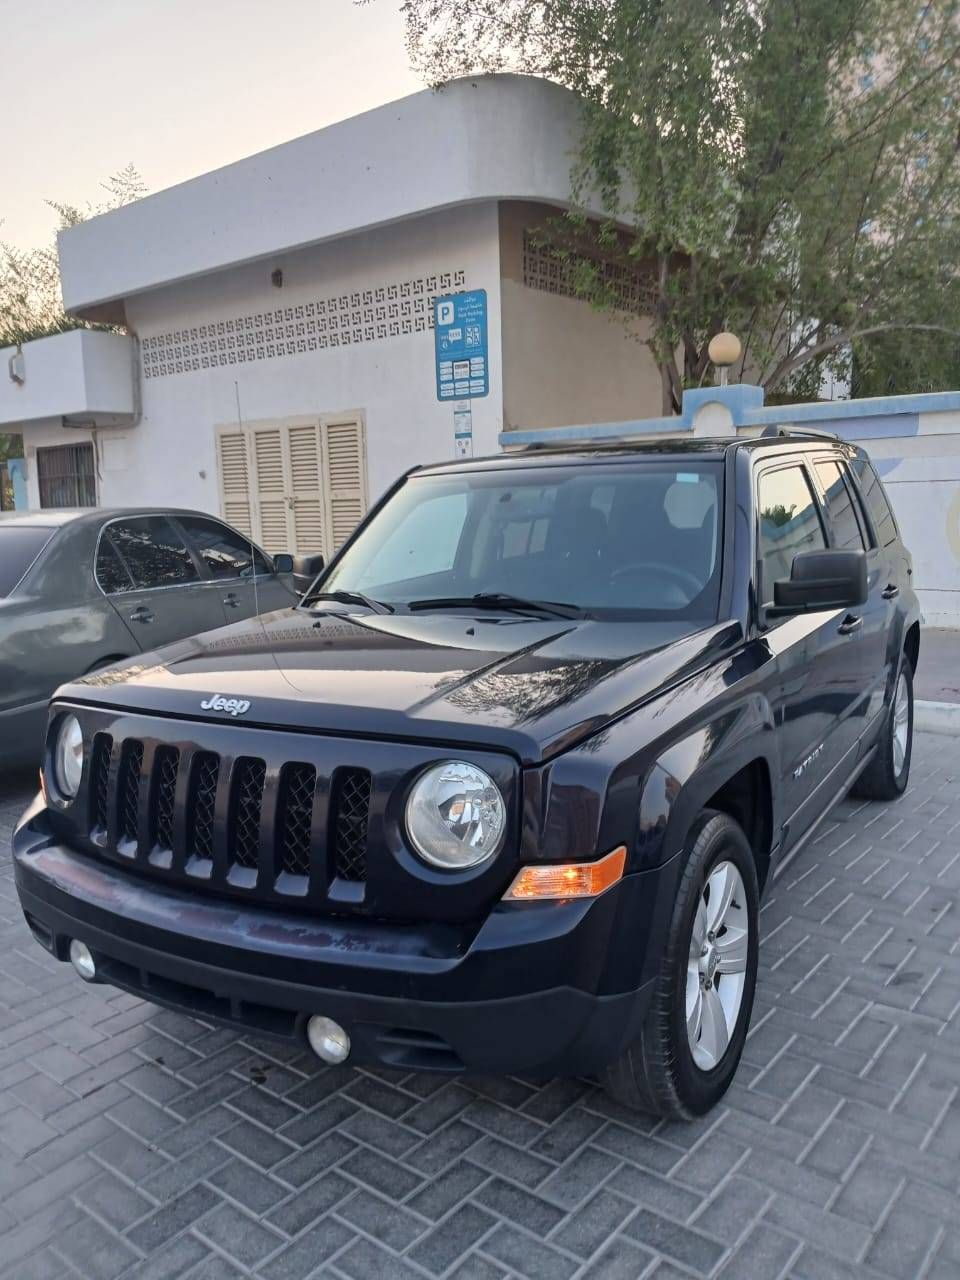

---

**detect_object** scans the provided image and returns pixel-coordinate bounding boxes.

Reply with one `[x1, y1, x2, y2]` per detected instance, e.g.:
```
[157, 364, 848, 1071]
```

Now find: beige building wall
[498, 202, 663, 431]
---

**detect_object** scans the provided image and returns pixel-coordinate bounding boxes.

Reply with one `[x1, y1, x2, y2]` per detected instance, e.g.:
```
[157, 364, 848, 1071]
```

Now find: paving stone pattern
[1, 732, 959, 1280]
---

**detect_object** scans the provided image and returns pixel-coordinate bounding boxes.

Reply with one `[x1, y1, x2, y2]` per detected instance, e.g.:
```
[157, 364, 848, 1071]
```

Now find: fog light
[306, 1015, 351, 1064]
[69, 939, 96, 982]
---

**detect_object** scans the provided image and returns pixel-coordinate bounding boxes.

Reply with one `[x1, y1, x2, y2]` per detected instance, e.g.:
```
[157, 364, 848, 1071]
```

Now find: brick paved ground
[2, 733, 959, 1280]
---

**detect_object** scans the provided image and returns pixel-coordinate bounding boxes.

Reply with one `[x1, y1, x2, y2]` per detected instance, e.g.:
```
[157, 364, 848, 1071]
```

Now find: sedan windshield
[0, 526, 55, 597]
[319, 461, 723, 620]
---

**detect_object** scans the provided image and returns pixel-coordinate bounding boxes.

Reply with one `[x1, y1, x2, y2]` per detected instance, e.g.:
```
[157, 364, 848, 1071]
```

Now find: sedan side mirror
[771, 548, 868, 615]
[273, 553, 294, 574]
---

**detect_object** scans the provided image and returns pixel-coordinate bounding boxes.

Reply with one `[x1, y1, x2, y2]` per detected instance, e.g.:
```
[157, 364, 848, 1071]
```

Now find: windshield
[0, 526, 55, 597]
[318, 461, 723, 620]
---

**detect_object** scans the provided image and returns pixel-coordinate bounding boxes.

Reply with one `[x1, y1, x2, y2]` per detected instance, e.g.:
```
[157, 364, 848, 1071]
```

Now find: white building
[0, 75, 662, 557]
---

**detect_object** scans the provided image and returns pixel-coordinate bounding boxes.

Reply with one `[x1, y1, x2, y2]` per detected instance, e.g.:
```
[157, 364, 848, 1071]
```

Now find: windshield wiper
[302, 590, 394, 614]
[407, 592, 584, 619]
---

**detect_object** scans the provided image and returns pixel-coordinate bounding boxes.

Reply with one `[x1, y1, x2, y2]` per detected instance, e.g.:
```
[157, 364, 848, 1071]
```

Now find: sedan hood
[60, 607, 742, 764]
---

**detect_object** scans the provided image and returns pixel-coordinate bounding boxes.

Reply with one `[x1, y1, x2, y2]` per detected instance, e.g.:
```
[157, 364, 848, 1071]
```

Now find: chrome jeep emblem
[200, 694, 251, 717]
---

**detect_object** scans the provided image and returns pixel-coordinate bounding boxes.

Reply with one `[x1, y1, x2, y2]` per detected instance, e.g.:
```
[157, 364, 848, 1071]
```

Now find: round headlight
[406, 761, 506, 870]
[54, 714, 84, 800]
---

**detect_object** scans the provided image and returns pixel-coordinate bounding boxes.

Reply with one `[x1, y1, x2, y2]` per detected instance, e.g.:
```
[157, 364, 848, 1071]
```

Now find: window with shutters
[215, 415, 367, 558]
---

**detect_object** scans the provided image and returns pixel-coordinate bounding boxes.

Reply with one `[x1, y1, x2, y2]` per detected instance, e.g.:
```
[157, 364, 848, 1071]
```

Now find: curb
[915, 700, 960, 736]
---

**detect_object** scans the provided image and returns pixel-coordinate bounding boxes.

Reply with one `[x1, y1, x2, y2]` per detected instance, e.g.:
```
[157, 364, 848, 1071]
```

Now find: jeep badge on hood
[200, 694, 251, 717]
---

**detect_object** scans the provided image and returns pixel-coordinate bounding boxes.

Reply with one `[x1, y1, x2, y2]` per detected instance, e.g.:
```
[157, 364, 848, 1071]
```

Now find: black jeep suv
[13, 432, 919, 1117]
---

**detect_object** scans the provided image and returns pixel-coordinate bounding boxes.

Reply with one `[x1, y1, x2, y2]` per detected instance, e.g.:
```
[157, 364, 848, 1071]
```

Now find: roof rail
[500, 424, 694, 452]
[760, 425, 840, 442]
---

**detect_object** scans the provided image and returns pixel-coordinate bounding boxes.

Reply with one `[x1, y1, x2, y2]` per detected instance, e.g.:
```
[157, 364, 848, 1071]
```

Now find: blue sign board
[435, 289, 488, 400]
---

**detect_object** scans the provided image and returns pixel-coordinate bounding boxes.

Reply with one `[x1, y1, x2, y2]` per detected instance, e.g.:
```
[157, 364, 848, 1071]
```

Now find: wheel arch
[640, 733, 777, 894]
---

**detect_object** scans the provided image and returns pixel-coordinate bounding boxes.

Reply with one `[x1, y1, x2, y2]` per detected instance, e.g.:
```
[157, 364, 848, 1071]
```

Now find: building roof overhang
[58, 75, 601, 322]
[0, 330, 137, 429]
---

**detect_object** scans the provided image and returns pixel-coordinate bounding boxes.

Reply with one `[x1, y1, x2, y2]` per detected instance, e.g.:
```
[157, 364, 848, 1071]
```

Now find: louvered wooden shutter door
[217, 431, 253, 538]
[252, 427, 290, 554]
[288, 422, 326, 556]
[322, 418, 367, 551]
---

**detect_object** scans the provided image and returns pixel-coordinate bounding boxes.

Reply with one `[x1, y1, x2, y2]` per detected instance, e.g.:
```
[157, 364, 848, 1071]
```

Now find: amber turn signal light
[502, 846, 627, 901]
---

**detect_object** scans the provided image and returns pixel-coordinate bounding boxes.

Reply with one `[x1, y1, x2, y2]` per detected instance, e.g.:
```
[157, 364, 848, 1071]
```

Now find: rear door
[98, 515, 226, 648]
[173, 514, 296, 622]
[756, 459, 861, 831]
[811, 456, 887, 735]
[848, 456, 906, 722]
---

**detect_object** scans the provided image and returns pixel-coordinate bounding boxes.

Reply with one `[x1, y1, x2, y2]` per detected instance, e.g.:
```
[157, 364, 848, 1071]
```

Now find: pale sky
[2, 0, 422, 248]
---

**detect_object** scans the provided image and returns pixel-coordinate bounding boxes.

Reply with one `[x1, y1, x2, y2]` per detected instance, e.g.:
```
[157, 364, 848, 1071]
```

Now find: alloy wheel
[892, 671, 910, 777]
[686, 860, 749, 1070]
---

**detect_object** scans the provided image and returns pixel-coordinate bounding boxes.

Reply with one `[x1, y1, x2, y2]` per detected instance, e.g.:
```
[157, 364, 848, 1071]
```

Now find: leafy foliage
[1, 164, 146, 350]
[399, 1, 960, 410]
[1, 165, 145, 469]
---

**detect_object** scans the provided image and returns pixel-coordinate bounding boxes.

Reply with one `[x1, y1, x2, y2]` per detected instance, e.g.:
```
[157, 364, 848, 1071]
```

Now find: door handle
[881, 583, 900, 600]
[837, 614, 862, 635]
[223, 593, 242, 609]
[129, 606, 154, 625]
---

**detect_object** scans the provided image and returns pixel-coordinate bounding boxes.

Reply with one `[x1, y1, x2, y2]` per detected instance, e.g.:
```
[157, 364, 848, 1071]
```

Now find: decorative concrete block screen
[141, 269, 467, 379]
[522, 231, 656, 316]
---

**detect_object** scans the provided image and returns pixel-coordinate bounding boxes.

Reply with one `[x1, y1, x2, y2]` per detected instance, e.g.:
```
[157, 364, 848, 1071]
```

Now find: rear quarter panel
[0, 524, 136, 724]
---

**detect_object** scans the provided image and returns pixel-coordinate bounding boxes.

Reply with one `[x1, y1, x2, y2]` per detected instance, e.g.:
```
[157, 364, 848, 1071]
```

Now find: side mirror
[272, 553, 294, 574]
[771, 549, 868, 615]
[292, 553, 325, 579]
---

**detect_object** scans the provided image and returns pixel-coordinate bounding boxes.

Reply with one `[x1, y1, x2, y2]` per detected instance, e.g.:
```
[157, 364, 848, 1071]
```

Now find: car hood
[60, 607, 743, 764]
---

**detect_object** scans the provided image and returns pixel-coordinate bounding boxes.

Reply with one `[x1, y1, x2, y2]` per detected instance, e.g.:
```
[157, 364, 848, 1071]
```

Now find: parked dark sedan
[0, 508, 299, 768]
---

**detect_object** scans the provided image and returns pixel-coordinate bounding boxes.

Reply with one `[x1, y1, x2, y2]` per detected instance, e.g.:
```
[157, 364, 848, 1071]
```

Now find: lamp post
[707, 332, 742, 388]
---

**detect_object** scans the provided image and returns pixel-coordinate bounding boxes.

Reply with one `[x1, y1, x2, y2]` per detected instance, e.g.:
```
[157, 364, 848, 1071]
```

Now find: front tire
[601, 811, 759, 1118]
[852, 660, 913, 801]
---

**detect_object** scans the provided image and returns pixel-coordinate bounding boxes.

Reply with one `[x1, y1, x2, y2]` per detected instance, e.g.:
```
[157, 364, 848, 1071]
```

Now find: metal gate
[36, 443, 97, 508]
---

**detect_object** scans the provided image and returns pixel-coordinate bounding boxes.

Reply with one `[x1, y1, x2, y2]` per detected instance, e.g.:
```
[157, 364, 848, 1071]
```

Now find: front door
[756, 461, 863, 838]
[98, 515, 227, 648]
[172, 514, 296, 623]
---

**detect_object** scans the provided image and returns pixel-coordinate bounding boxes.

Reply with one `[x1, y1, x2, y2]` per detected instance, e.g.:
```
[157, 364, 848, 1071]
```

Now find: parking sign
[434, 290, 488, 401]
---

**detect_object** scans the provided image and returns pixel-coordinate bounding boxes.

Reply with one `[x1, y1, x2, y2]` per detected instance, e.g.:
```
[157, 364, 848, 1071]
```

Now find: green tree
[398, 0, 960, 412]
[1, 164, 146, 466]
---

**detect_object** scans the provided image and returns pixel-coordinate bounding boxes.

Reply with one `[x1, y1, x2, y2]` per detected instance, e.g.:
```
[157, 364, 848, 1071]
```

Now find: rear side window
[95, 536, 134, 594]
[0, 526, 54, 596]
[850, 458, 898, 547]
[176, 515, 272, 579]
[103, 516, 199, 591]
[757, 465, 827, 602]
[814, 461, 867, 551]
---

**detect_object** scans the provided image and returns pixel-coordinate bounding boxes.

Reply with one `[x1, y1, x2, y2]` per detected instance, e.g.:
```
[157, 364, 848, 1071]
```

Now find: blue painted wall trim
[499, 385, 960, 449]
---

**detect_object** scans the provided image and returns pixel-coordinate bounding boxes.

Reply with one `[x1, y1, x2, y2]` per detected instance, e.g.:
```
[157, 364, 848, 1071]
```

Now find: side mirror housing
[292, 553, 325, 579]
[771, 548, 868, 615]
[272, 553, 294, 574]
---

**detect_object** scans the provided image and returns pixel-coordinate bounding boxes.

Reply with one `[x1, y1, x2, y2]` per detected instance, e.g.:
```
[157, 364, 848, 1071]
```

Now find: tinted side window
[105, 517, 199, 590]
[850, 458, 898, 547]
[814, 461, 867, 551]
[758, 465, 827, 601]
[95, 536, 134, 594]
[177, 516, 271, 579]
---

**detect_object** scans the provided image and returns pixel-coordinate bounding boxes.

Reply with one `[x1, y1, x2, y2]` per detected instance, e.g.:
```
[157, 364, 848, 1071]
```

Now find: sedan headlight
[406, 761, 506, 869]
[54, 714, 84, 800]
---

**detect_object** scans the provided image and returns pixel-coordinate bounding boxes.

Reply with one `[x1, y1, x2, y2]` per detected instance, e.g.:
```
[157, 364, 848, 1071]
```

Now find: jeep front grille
[87, 737, 370, 901]
[331, 768, 371, 882]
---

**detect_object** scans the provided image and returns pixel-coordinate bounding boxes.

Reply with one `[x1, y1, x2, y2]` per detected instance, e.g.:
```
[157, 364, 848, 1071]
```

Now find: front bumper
[13, 801, 676, 1076]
